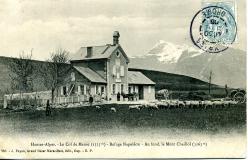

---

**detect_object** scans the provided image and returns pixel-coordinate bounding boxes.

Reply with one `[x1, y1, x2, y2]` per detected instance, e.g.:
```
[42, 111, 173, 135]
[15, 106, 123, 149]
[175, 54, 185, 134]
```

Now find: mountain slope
[128, 68, 227, 98]
[130, 41, 246, 88]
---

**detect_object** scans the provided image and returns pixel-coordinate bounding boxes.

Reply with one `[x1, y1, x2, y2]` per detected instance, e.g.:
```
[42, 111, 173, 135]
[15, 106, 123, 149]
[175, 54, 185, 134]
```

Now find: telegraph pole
[208, 71, 212, 95]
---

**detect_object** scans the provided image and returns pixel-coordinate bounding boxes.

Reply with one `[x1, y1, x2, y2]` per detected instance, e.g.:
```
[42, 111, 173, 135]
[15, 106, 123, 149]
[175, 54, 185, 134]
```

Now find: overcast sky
[0, 0, 246, 60]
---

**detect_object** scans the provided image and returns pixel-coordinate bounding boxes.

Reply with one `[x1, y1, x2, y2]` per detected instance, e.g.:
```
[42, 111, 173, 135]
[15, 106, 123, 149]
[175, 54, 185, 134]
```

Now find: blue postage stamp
[190, 1, 237, 53]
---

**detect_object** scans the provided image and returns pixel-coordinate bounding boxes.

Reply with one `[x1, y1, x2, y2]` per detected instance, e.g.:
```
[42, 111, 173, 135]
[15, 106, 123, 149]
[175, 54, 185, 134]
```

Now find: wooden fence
[4, 91, 102, 108]
[54, 95, 102, 104]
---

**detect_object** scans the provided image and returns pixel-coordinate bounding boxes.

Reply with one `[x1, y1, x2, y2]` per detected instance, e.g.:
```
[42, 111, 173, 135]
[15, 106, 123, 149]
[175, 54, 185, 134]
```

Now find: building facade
[58, 31, 155, 101]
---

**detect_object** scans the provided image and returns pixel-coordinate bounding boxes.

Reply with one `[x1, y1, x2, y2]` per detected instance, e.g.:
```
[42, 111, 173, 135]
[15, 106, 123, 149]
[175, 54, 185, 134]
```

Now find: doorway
[138, 86, 144, 100]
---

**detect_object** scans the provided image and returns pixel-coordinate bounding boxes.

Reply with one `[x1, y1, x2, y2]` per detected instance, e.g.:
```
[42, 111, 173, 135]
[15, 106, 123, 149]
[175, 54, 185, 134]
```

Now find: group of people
[119, 92, 138, 101]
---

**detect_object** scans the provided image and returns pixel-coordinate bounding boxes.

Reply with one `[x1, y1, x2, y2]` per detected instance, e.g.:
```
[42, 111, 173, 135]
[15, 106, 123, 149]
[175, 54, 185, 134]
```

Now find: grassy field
[0, 103, 246, 137]
[0, 104, 246, 138]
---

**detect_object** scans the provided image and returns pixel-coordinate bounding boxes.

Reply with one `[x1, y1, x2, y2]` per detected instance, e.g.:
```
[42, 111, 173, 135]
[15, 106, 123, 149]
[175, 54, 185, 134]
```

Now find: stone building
[59, 31, 155, 101]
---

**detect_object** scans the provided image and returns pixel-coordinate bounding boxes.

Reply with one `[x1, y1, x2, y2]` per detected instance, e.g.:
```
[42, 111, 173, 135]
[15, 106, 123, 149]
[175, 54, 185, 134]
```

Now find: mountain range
[129, 40, 246, 88]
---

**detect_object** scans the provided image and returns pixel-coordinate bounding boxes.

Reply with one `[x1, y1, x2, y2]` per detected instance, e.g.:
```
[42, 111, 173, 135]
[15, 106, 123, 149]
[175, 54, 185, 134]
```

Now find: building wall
[143, 85, 155, 101]
[89, 84, 106, 96]
[128, 84, 155, 101]
[107, 47, 128, 101]
[58, 68, 91, 97]
[128, 85, 139, 94]
[58, 68, 107, 101]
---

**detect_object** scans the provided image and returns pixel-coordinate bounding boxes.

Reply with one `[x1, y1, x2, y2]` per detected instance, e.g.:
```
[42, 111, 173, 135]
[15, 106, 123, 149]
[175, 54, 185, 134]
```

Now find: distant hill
[128, 68, 228, 98]
[0, 56, 70, 98]
[0, 56, 228, 101]
[0, 56, 48, 95]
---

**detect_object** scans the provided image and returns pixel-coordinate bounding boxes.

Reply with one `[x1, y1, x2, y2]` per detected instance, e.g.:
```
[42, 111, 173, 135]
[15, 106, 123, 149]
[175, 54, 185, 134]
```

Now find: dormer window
[116, 51, 120, 57]
[71, 72, 75, 81]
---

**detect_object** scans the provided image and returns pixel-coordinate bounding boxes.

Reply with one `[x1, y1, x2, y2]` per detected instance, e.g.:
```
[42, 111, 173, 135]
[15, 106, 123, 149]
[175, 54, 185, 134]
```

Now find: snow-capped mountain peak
[130, 41, 245, 88]
[147, 40, 201, 63]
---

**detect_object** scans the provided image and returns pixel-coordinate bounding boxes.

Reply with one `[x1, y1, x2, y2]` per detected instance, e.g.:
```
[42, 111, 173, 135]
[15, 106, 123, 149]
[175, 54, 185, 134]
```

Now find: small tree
[8, 52, 34, 94]
[40, 48, 70, 103]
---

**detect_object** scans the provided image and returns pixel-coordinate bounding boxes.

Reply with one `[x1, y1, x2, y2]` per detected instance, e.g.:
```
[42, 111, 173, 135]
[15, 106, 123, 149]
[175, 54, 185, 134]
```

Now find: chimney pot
[113, 31, 120, 45]
[86, 47, 92, 57]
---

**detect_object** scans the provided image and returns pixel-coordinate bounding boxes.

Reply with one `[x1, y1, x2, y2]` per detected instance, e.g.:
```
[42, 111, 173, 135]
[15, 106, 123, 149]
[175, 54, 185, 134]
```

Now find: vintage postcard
[0, 0, 246, 159]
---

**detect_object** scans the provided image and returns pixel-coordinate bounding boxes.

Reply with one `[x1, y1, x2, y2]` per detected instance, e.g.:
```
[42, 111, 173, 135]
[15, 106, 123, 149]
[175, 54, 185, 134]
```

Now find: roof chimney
[86, 47, 92, 58]
[113, 31, 120, 45]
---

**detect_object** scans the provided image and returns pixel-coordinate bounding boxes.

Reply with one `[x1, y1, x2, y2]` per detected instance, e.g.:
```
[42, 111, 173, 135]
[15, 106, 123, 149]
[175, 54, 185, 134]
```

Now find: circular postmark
[190, 6, 237, 53]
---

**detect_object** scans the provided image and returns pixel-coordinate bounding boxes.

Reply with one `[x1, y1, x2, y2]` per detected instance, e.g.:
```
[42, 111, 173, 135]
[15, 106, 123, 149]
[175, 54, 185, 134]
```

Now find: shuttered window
[78, 85, 81, 94]
[117, 72, 120, 79]
[71, 72, 75, 81]
[96, 85, 100, 94]
[120, 66, 124, 76]
[128, 86, 132, 94]
[121, 84, 124, 93]
[81, 85, 85, 95]
[112, 84, 116, 94]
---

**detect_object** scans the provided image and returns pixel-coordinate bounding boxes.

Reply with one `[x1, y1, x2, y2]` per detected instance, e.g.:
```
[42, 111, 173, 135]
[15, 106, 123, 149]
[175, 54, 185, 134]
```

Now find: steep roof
[128, 71, 155, 85]
[70, 44, 129, 62]
[74, 66, 106, 83]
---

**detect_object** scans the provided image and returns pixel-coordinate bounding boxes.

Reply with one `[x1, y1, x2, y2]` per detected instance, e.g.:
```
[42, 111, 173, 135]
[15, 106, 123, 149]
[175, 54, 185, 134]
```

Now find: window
[112, 84, 116, 94]
[117, 72, 120, 79]
[70, 84, 75, 94]
[128, 86, 132, 94]
[77, 85, 85, 95]
[77, 85, 81, 94]
[116, 51, 120, 57]
[96, 85, 99, 94]
[121, 84, 124, 93]
[78, 85, 85, 95]
[81, 85, 85, 95]
[62, 86, 67, 96]
[86, 86, 90, 94]
[120, 66, 124, 76]
[101, 86, 105, 94]
[133, 86, 136, 93]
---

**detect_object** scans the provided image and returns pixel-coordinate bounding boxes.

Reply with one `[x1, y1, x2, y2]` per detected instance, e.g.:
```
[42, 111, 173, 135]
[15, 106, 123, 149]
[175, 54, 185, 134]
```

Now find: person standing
[46, 100, 51, 116]
[225, 84, 229, 98]
[117, 92, 120, 101]
[89, 95, 94, 106]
